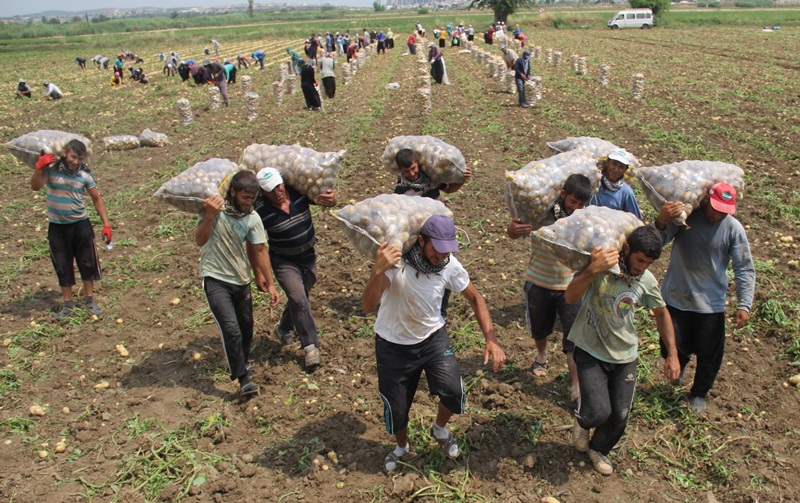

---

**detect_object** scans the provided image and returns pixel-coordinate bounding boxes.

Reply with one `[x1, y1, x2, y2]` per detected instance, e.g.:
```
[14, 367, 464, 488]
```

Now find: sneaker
[520, 103, 530, 108]
[239, 381, 259, 396]
[689, 396, 707, 413]
[304, 345, 321, 367]
[274, 325, 296, 345]
[84, 299, 103, 316]
[588, 449, 613, 476]
[246, 363, 255, 377]
[572, 419, 589, 453]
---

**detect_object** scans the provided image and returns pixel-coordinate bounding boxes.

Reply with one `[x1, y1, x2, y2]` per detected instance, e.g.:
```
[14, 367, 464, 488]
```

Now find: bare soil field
[0, 24, 798, 502]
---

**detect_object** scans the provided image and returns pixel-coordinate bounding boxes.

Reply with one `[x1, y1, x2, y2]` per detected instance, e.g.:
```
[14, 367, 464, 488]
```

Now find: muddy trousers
[574, 347, 637, 456]
[203, 277, 253, 382]
[660, 306, 725, 399]
[271, 254, 319, 348]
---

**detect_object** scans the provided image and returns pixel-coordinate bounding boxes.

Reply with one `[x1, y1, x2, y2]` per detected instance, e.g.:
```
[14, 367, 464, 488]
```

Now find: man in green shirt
[566, 226, 680, 476]
[196, 171, 279, 396]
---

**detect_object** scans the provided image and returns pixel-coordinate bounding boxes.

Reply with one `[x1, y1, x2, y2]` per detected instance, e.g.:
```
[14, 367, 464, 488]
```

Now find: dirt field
[0, 24, 799, 502]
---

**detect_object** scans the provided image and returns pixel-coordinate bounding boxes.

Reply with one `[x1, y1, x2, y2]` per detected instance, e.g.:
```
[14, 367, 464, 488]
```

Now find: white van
[607, 8, 654, 29]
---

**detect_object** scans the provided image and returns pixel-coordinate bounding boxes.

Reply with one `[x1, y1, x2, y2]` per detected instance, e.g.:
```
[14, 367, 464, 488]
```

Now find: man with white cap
[589, 149, 642, 218]
[500, 44, 518, 70]
[362, 215, 506, 472]
[253, 167, 337, 369]
[653, 182, 755, 413]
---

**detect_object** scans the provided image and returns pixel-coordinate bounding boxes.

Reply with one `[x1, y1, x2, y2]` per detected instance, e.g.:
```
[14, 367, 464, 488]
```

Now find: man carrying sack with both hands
[32, 140, 112, 320]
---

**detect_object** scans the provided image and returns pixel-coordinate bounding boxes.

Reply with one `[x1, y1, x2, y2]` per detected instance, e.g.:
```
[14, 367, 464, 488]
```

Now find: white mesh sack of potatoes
[546, 136, 641, 169]
[7, 130, 92, 168]
[634, 160, 745, 226]
[153, 158, 241, 213]
[380, 135, 467, 185]
[239, 144, 345, 203]
[139, 129, 170, 147]
[504, 150, 601, 229]
[536, 206, 644, 274]
[103, 135, 141, 151]
[335, 194, 454, 258]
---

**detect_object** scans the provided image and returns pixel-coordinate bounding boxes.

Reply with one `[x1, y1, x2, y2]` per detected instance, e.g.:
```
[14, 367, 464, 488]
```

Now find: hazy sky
[1, 1, 373, 18]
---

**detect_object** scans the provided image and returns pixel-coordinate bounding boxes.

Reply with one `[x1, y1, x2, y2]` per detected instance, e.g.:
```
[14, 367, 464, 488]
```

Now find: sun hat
[420, 215, 459, 254]
[608, 149, 632, 166]
[708, 182, 737, 214]
[256, 168, 283, 192]
[18, 78, 25, 83]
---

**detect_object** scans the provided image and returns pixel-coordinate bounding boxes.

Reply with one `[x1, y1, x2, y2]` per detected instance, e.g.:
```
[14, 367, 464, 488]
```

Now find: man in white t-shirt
[362, 215, 506, 472]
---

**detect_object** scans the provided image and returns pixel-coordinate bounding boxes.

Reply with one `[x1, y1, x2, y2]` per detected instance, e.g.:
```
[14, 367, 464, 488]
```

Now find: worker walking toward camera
[589, 149, 642, 218]
[363, 215, 506, 473]
[253, 168, 337, 369]
[32, 140, 111, 320]
[196, 171, 279, 396]
[568, 227, 680, 476]
[507, 174, 592, 402]
[653, 183, 755, 413]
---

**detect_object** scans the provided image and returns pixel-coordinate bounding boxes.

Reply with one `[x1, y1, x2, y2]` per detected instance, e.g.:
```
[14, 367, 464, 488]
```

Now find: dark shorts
[525, 282, 580, 353]
[376, 327, 465, 434]
[48, 219, 102, 287]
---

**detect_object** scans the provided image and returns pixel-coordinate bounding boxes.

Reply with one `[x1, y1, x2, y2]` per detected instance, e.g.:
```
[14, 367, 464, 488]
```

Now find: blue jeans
[516, 78, 526, 105]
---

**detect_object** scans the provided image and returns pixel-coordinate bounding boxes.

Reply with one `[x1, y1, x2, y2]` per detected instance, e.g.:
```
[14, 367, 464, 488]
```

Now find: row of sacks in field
[153, 134, 744, 272]
[5, 129, 169, 167]
[153, 136, 467, 257]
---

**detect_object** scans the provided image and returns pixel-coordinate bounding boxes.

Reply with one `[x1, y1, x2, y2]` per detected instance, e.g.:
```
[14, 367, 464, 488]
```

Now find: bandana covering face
[618, 254, 643, 284]
[223, 195, 252, 219]
[396, 169, 431, 193]
[553, 197, 569, 220]
[601, 174, 625, 192]
[403, 242, 449, 277]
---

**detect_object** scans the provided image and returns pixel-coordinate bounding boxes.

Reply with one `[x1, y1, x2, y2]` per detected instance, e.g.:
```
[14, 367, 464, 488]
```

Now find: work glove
[36, 153, 57, 170]
[102, 226, 113, 244]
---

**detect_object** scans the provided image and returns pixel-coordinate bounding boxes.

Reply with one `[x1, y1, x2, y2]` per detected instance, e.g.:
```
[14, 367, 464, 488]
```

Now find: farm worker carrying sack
[362, 215, 506, 473]
[589, 149, 642, 218]
[31, 140, 111, 320]
[195, 171, 279, 397]
[567, 226, 680, 476]
[506, 174, 593, 402]
[653, 183, 755, 413]
[253, 167, 337, 370]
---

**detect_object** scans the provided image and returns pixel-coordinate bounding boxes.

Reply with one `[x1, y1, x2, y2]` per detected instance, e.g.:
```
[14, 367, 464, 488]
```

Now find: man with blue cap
[513, 50, 532, 107]
[363, 215, 506, 472]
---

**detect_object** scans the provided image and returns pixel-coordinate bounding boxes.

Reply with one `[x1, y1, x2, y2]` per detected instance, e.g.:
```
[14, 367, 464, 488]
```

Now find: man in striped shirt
[507, 174, 592, 402]
[254, 168, 337, 369]
[32, 140, 111, 320]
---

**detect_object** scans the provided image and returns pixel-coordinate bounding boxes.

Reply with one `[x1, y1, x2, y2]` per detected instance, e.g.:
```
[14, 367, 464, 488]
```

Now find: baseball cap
[18, 78, 25, 83]
[522, 50, 531, 58]
[500, 44, 507, 49]
[256, 168, 283, 192]
[608, 149, 631, 166]
[708, 182, 737, 214]
[420, 215, 459, 254]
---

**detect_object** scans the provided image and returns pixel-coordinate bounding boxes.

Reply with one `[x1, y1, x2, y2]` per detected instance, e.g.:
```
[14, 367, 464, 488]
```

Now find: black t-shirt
[254, 186, 316, 259]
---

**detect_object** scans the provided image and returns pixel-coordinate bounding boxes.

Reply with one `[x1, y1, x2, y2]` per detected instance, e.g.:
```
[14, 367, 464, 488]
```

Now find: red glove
[102, 226, 113, 244]
[36, 153, 57, 170]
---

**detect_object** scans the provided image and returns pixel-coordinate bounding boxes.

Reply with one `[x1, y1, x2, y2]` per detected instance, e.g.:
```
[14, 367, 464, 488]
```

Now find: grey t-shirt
[199, 212, 267, 286]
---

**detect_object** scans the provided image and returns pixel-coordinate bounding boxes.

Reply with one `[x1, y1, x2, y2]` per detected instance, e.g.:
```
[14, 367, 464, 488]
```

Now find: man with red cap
[362, 215, 506, 472]
[654, 182, 755, 413]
